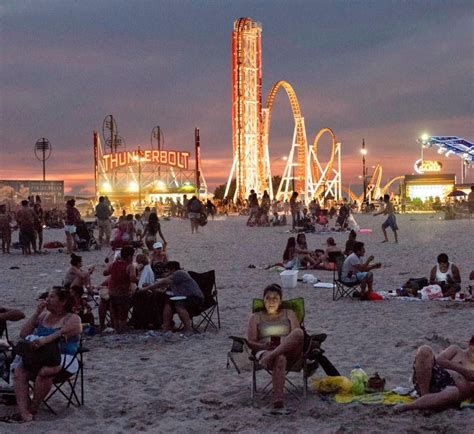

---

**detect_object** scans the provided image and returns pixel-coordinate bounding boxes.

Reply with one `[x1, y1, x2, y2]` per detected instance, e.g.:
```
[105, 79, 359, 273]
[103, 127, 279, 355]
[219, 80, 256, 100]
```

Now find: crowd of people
[0, 189, 472, 424]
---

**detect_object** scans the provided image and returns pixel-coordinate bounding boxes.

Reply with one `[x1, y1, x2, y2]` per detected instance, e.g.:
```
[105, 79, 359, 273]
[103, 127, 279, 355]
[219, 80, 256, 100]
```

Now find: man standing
[65, 199, 81, 253]
[289, 191, 299, 231]
[374, 194, 399, 243]
[341, 241, 381, 299]
[187, 195, 203, 234]
[95, 196, 112, 246]
[16, 200, 37, 254]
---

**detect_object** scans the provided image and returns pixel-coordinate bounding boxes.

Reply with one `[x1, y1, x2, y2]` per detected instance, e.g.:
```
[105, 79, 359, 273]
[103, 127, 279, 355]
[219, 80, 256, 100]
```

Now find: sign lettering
[414, 159, 442, 174]
[102, 150, 190, 171]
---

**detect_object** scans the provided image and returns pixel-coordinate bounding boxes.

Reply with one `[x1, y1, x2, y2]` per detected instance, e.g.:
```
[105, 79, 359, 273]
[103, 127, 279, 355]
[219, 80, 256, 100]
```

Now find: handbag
[15, 338, 61, 374]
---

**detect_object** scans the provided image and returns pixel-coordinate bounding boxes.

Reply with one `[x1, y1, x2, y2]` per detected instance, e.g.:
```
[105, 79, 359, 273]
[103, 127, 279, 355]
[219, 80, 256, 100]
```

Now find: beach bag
[15, 338, 61, 374]
[420, 284, 443, 300]
[405, 277, 428, 292]
[189, 200, 202, 212]
[198, 213, 208, 226]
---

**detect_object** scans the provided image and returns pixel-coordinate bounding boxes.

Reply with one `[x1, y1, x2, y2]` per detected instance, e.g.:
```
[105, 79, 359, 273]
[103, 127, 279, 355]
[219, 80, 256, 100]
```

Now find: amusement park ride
[224, 18, 342, 203]
[94, 115, 207, 207]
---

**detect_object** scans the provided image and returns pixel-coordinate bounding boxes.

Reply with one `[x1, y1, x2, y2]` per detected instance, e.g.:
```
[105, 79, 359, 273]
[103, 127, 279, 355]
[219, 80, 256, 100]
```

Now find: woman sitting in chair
[247, 284, 304, 412]
[13, 287, 81, 422]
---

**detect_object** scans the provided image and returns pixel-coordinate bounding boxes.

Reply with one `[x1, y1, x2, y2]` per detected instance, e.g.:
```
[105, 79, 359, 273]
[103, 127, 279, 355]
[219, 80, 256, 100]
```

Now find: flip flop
[0, 413, 24, 423]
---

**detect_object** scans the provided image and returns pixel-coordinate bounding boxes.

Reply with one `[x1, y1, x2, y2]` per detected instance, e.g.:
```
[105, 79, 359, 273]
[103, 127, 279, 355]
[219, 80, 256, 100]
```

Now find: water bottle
[350, 364, 368, 395]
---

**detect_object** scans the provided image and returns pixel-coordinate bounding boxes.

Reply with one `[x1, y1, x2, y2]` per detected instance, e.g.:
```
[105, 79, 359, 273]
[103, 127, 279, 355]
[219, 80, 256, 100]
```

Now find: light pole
[34, 138, 52, 181]
[133, 147, 145, 208]
[361, 139, 367, 207]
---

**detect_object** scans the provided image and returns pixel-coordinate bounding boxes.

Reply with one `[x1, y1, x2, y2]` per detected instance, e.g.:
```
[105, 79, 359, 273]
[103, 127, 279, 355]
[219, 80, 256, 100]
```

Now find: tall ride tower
[225, 18, 271, 201]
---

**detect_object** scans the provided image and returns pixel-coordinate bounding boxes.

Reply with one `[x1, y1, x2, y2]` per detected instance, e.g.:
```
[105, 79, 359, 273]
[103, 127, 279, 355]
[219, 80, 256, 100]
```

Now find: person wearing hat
[150, 241, 169, 278]
[146, 261, 204, 336]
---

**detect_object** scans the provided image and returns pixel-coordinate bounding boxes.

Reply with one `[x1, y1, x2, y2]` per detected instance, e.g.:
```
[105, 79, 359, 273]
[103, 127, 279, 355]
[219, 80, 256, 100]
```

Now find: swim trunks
[382, 214, 398, 231]
[413, 364, 455, 395]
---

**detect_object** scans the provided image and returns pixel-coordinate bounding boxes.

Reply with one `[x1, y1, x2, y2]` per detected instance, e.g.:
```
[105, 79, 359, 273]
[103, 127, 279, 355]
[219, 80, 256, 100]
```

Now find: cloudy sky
[1, 0, 473, 194]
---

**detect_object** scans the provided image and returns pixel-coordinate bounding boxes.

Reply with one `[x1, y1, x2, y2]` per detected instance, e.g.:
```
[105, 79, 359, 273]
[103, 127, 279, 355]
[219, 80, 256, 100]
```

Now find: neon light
[102, 150, 190, 171]
[414, 159, 443, 174]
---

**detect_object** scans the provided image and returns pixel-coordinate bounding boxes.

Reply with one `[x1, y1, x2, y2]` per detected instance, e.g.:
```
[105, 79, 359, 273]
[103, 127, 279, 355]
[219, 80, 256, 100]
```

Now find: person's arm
[287, 310, 301, 331]
[103, 263, 112, 276]
[128, 264, 138, 284]
[33, 313, 82, 348]
[146, 276, 172, 292]
[429, 266, 437, 284]
[450, 265, 461, 284]
[0, 307, 25, 322]
[436, 345, 474, 381]
[373, 206, 387, 216]
[19, 302, 47, 338]
[247, 313, 270, 352]
[157, 226, 166, 244]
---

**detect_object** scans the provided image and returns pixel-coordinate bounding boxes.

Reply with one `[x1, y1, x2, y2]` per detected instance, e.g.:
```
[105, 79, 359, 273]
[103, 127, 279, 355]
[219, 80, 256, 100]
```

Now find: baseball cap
[153, 242, 163, 250]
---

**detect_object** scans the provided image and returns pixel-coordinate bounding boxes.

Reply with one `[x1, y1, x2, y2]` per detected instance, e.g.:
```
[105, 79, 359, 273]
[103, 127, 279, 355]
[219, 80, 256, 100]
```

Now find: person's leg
[393, 229, 398, 243]
[30, 365, 62, 415]
[109, 299, 119, 330]
[413, 345, 435, 395]
[259, 328, 304, 369]
[105, 220, 111, 245]
[161, 300, 174, 331]
[66, 231, 73, 254]
[98, 221, 104, 245]
[396, 386, 460, 412]
[174, 305, 192, 332]
[381, 224, 388, 242]
[99, 299, 109, 331]
[272, 354, 286, 407]
[38, 230, 43, 251]
[13, 366, 33, 421]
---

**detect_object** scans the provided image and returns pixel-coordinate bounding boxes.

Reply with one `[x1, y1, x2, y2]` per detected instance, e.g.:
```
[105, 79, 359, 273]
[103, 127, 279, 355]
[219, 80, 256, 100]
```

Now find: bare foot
[381, 240, 388, 243]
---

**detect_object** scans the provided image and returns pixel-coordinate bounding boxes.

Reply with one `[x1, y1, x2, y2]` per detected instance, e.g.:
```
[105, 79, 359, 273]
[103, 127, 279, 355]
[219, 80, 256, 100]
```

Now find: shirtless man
[374, 194, 398, 243]
[397, 336, 474, 412]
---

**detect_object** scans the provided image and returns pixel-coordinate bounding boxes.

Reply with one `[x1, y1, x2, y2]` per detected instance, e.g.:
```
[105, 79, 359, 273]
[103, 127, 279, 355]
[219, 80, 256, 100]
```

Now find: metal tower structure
[225, 18, 342, 203]
[225, 18, 271, 201]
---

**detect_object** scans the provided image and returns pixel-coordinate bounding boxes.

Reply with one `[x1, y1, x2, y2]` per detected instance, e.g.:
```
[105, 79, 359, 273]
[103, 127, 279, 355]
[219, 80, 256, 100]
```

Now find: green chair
[228, 297, 318, 401]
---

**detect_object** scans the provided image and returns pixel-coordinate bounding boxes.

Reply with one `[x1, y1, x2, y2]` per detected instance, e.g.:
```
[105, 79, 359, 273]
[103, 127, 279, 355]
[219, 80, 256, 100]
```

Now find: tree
[214, 179, 235, 200]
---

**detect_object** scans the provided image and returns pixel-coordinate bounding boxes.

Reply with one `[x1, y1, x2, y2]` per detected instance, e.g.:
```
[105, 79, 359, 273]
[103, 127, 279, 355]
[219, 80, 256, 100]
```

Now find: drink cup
[459, 292, 465, 300]
[271, 336, 281, 348]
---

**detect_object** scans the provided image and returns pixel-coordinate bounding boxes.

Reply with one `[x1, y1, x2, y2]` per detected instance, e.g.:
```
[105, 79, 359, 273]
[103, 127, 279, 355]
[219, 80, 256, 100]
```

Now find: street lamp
[360, 139, 367, 207]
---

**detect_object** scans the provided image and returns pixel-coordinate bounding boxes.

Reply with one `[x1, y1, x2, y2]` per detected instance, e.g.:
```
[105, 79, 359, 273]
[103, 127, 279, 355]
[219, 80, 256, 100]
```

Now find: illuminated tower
[225, 18, 271, 201]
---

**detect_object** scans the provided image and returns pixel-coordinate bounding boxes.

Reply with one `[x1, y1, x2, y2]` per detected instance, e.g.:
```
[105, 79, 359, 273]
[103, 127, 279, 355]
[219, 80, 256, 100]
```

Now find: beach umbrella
[447, 190, 467, 197]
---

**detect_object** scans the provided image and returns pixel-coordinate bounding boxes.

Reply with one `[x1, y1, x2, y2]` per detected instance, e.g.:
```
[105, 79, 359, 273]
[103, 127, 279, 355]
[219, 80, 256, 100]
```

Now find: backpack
[189, 200, 202, 212]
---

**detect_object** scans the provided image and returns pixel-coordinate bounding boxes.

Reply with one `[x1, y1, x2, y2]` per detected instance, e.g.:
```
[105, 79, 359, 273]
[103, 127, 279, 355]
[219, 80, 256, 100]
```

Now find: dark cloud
[1, 0, 473, 194]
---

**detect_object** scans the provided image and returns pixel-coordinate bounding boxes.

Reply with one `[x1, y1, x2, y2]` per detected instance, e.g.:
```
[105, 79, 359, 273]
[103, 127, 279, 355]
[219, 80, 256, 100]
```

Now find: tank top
[36, 315, 79, 355]
[109, 260, 132, 297]
[257, 310, 291, 341]
[436, 263, 452, 282]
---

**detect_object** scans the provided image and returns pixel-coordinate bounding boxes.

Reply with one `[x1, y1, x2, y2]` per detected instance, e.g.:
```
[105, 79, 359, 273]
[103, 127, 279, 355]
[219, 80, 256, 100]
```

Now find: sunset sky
[1, 0, 473, 195]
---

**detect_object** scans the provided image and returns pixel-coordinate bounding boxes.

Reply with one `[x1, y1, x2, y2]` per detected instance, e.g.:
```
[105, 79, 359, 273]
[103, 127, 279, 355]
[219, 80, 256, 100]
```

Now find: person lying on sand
[247, 284, 304, 414]
[396, 336, 474, 412]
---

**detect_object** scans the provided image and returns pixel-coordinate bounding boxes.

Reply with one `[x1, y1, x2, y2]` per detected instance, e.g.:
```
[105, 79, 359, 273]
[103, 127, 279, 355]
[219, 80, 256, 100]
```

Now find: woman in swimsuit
[13, 287, 81, 422]
[247, 284, 304, 412]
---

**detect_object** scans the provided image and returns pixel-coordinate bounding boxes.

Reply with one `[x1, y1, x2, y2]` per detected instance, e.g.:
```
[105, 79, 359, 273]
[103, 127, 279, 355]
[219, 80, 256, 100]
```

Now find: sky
[1, 0, 473, 195]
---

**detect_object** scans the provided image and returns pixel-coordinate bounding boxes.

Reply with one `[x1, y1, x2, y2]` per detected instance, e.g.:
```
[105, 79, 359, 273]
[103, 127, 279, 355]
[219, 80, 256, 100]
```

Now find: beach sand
[1, 213, 473, 433]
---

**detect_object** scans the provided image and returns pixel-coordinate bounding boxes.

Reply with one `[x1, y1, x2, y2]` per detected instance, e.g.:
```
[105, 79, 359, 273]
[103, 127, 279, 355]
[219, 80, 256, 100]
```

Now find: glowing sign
[102, 150, 190, 172]
[414, 159, 442, 174]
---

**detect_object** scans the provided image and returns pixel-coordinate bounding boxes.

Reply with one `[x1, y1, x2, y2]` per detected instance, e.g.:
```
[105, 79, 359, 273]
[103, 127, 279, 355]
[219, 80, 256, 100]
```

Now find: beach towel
[334, 391, 413, 405]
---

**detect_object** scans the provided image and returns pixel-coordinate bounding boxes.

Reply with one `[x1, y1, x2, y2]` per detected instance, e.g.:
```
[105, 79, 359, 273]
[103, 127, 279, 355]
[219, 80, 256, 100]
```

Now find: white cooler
[280, 270, 299, 289]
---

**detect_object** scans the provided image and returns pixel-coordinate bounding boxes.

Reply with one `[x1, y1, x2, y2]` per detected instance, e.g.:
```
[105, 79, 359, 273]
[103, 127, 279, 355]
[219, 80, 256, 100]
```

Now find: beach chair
[0, 321, 16, 405]
[31, 335, 89, 415]
[227, 298, 336, 401]
[188, 270, 221, 332]
[332, 253, 361, 300]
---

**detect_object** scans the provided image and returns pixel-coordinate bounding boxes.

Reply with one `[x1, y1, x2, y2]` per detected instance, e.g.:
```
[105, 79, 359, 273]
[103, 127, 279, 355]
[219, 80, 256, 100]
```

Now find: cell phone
[271, 336, 281, 346]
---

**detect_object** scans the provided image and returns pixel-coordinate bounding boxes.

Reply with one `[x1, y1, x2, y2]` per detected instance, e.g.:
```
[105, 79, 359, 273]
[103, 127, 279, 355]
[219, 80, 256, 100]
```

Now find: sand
[1, 212, 473, 433]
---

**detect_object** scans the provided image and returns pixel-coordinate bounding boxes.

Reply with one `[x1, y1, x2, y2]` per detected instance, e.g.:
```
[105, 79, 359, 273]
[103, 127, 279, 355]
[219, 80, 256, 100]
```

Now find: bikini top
[257, 310, 291, 341]
[36, 315, 79, 355]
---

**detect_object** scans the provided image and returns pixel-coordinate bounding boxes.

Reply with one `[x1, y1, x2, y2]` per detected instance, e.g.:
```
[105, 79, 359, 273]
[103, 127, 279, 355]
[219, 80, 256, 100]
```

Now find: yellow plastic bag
[312, 376, 353, 394]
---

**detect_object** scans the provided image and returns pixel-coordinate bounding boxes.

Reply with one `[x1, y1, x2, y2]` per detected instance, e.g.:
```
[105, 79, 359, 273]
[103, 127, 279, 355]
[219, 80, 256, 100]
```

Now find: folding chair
[33, 336, 89, 415]
[0, 321, 16, 404]
[188, 270, 221, 332]
[332, 253, 361, 301]
[227, 298, 334, 401]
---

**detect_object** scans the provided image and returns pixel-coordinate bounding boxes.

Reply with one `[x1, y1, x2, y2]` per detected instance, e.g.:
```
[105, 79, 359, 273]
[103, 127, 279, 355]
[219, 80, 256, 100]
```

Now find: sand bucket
[280, 270, 298, 289]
